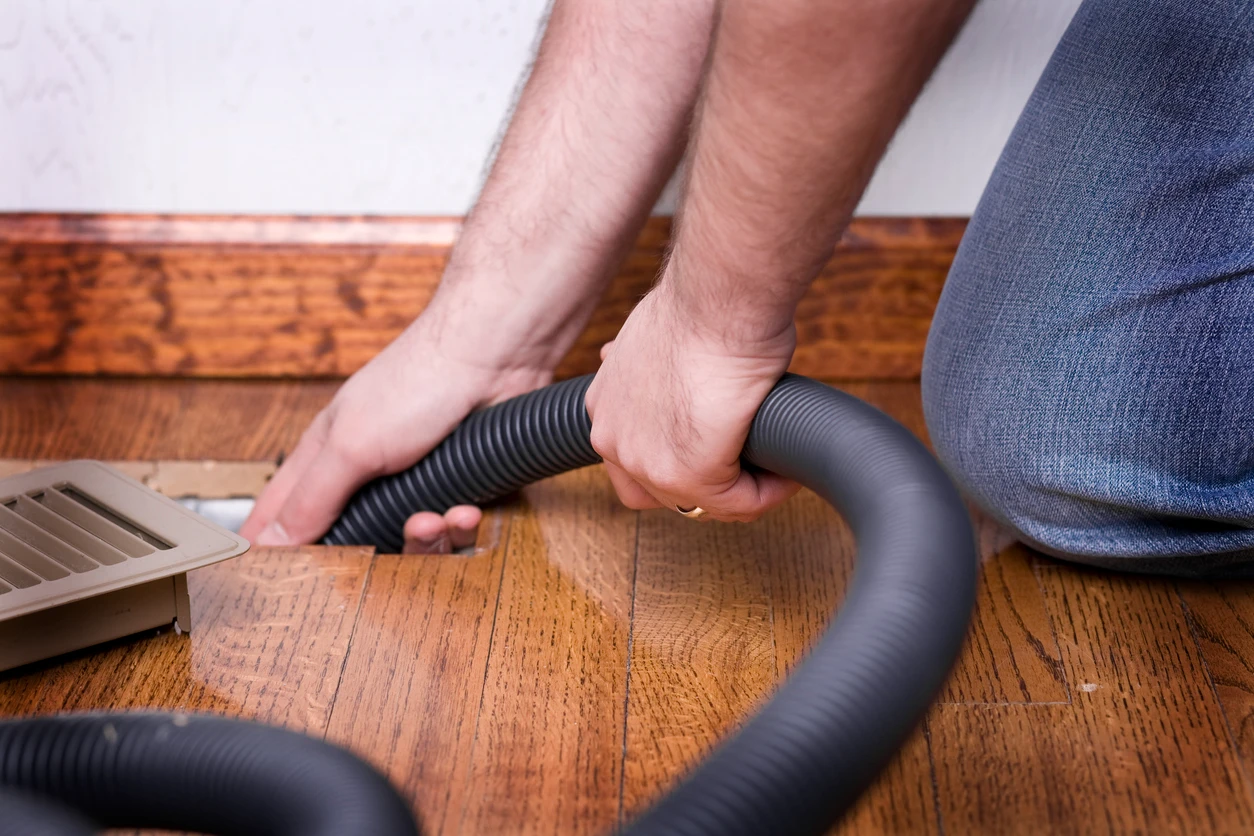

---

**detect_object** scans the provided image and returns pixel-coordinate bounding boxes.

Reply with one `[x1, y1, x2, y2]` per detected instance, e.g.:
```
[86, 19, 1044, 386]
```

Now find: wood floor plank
[324, 511, 512, 836]
[0, 377, 334, 460]
[760, 489, 940, 834]
[931, 564, 1254, 834]
[620, 506, 778, 821]
[940, 525, 1068, 705]
[459, 469, 636, 835]
[0, 545, 371, 735]
[1177, 579, 1254, 797]
[849, 382, 1068, 706]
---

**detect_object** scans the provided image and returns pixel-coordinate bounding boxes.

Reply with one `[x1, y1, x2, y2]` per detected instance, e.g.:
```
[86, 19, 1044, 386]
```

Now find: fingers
[403, 506, 483, 554]
[253, 440, 373, 546]
[242, 400, 485, 550]
[445, 506, 483, 550]
[241, 413, 331, 543]
[600, 454, 798, 521]
[403, 512, 449, 553]
[703, 470, 800, 522]
[604, 462, 664, 510]
[654, 470, 799, 522]
[601, 460, 798, 522]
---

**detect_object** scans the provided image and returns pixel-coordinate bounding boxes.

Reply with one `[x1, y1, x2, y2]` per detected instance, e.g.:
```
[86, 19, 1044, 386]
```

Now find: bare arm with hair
[586, 0, 976, 520]
[243, 0, 718, 549]
[245, 0, 975, 548]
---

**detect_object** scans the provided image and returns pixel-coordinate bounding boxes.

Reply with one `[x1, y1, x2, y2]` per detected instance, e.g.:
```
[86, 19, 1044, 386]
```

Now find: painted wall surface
[0, 0, 1081, 216]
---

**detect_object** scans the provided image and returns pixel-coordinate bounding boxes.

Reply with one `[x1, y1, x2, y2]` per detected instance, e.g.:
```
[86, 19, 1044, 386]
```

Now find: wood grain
[1178, 580, 1254, 795]
[619, 507, 778, 820]
[0, 213, 964, 380]
[930, 565, 1254, 834]
[0, 377, 334, 460]
[5, 376, 1254, 834]
[460, 469, 636, 835]
[324, 511, 511, 836]
[940, 528, 1068, 705]
[0, 544, 371, 734]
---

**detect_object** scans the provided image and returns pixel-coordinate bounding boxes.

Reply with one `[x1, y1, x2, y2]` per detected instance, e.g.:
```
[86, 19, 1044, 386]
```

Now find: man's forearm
[664, 0, 976, 346]
[431, 0, 717, 369]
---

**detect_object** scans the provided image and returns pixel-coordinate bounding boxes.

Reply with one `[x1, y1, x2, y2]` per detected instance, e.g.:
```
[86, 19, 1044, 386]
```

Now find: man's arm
[243, 0, 717, 548]
[432, 0, 719, 368]
[586, 0, 976, 519]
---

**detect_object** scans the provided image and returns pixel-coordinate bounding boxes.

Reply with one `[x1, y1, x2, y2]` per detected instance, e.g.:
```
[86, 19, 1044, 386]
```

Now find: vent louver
[0, 461, 249, 672]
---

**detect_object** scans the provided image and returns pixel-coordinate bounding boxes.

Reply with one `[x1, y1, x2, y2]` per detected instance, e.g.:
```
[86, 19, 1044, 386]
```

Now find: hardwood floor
[2, 376, 1253, 834]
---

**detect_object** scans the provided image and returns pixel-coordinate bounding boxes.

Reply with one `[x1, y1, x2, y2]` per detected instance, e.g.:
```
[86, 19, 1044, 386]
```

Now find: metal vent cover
[0, 461, 249, 672]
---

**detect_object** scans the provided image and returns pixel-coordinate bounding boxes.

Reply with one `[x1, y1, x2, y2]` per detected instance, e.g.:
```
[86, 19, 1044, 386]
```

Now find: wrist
[415, 259, 595, 375]
[653, 262, 799, 357]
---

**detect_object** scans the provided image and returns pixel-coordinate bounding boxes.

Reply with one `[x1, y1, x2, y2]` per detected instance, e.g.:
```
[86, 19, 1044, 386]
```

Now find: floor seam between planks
[321, 549, 378, 740]
[455, 507, 518, 836]
[1175, 584, 1254, 805]
[922, 719, 945, 836]
[617, 510, 642, 830]
[1031, 557, 1074, 704]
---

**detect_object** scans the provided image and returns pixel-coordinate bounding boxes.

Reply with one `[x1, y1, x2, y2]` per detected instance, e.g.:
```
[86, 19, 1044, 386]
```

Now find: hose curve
[327, 373, 976, 834]
[0, 374, 975, 835]
[0, 714, 419, 835]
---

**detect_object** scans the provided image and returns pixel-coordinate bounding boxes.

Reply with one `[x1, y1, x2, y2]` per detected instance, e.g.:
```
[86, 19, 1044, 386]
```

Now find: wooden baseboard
[0, 213, 964, 380]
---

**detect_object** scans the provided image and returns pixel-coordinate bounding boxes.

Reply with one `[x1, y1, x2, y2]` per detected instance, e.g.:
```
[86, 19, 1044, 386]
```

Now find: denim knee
[921, 247, 1254, 576]
[920, 310, 1090, 562]
[915, 0, 1254, 575]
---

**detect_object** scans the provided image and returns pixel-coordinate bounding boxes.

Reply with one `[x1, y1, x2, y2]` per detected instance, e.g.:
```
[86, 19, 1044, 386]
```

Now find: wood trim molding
[0, 213, 464, 248]
[0, 213, 965, 380]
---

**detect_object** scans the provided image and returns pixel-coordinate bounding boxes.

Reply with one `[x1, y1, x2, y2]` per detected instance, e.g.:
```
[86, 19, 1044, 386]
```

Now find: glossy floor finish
[1, 377, 1253, 834]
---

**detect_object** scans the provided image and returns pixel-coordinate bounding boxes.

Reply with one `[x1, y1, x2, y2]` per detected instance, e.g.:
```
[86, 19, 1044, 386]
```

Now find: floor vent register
[0, 461, 249, 672]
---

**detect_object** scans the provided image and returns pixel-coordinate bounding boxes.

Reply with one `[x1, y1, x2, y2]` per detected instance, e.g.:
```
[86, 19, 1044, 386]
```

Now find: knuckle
[326, 428, 383, 474]
[589, 426, 616, 460]
[646, 466, 691, 498]
[619, 492, 654, 511]
[300, 409, 334, 447]
[711, 497, 764, 524]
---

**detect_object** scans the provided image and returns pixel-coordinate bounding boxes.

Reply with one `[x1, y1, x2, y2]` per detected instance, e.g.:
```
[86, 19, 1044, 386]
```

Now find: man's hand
[586, 280, 799, 521]
[583, 0, 973, 520]
[239, 0, 718, 550]
[240, 311, 552, 552]
[239, 0, 974, 545]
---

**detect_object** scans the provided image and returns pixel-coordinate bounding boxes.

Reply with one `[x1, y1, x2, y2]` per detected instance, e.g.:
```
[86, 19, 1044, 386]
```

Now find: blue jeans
[922, 0, 1254, 576]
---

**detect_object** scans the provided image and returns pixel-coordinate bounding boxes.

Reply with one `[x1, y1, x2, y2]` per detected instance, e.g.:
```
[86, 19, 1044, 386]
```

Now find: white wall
[0, 0, 1081, 217]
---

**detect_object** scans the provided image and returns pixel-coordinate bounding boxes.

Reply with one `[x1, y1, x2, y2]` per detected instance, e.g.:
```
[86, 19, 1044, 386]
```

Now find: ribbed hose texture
[0, 374, 975, 836]
[328, 373, 976, 834]
[622, 375, 976, 835]
[0, 713, 419, 836]
[323, 375, 600, 552]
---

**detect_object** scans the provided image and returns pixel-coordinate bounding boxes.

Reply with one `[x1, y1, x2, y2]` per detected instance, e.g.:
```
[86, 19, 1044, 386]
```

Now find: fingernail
[255, 521, 292, 546]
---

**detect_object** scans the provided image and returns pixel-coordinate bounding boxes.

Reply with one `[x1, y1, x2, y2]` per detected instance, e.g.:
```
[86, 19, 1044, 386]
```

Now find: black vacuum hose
[0, 374, 976, 835]
[0, 713, 419, 835]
